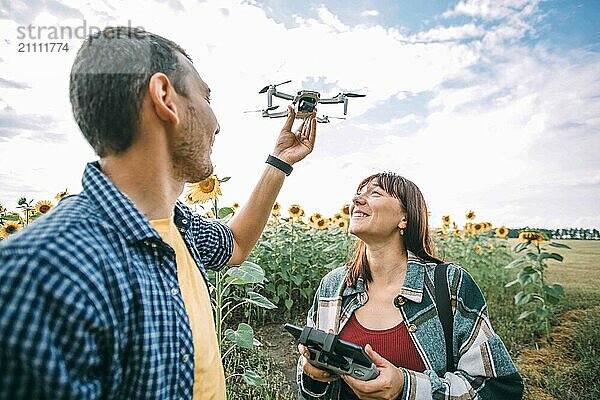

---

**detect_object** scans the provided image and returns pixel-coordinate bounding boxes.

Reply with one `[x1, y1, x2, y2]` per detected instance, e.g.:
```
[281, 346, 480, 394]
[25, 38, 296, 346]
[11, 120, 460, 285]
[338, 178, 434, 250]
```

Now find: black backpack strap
[435, 262, 455, 373]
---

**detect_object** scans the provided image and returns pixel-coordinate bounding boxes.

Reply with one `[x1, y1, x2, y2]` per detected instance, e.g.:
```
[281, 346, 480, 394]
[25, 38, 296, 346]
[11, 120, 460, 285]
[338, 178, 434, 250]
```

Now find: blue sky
[0, 0, 599, 229]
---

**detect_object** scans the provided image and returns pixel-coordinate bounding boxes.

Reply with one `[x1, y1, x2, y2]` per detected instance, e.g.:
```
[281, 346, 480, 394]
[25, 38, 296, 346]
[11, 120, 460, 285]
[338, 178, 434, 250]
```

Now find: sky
[0, 0, 599, 229]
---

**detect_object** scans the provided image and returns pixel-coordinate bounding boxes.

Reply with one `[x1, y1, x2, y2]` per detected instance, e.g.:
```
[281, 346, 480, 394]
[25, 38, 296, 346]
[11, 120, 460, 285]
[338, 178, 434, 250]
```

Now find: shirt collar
[82, 161, 162, 244]
[341, 250, 426, 303]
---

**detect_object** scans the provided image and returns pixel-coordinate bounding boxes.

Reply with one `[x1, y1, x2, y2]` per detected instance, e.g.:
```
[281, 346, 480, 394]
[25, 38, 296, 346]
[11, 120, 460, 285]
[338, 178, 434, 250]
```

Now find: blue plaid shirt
[0, 162, 234, 399]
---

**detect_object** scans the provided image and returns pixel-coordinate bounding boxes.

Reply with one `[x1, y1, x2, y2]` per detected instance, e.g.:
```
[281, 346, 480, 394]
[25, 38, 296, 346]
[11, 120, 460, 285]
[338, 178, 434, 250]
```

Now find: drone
[246, 80, 365, 123]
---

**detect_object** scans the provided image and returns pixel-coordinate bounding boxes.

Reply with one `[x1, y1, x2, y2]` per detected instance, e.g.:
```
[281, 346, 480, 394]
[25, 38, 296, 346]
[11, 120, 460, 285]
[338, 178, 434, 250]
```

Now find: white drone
[247, 80, 365, 123]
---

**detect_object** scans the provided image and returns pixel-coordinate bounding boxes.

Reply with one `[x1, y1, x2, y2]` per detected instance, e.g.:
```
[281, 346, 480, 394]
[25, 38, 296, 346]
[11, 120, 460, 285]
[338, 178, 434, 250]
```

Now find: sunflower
[186, 175, 222, 204]
[288, 204, 304, 219]
[232, 202, 240, 210]
[335, 219, 348, 229]
[495, 226, 509, 238]
[35, 200, 54, 214]
[442, 215, 451, 226]
[473, 223, 484, 233]
[271, 202, 281, 216]
[309, 213, 323, 223]
[340, 204, 350, 218]
[315, 218, 329, 230]
[0, 221, 21, 238]
[474, 245, 482, 253]
[465, 210, 476, 220]
[55, 189, 69, 201]
[518, 230, 546, 245]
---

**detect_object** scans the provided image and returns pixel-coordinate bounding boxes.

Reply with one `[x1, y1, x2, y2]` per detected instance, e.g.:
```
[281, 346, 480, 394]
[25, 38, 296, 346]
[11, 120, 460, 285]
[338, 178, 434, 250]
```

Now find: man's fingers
[302, 115, 311, 138]
[307, 115, 317, 147]
[282, 105, 295, 131]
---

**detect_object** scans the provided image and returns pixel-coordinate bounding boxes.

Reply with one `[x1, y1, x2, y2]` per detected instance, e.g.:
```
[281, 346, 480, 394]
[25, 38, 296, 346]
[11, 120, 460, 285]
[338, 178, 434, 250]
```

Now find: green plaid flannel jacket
[297, 252, 524, 400]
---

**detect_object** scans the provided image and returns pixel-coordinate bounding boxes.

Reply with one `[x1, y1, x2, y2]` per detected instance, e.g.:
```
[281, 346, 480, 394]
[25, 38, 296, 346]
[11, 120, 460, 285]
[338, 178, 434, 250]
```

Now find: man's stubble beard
[171, 105, 214, 183]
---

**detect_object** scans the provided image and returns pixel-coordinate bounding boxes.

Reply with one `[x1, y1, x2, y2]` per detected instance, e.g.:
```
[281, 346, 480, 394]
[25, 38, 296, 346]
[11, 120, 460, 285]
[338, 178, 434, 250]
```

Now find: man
[0, 27, 317, 399]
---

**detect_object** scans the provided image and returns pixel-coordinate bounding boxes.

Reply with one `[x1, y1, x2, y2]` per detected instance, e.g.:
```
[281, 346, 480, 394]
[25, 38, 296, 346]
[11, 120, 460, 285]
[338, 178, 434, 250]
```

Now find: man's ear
[398, 215, 408, 229]
[148, 72, 180, 125]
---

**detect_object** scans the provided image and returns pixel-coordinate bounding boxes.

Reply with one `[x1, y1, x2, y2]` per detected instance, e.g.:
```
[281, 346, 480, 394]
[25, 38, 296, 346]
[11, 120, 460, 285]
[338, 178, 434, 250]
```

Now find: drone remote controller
[284, 323, 380, 381]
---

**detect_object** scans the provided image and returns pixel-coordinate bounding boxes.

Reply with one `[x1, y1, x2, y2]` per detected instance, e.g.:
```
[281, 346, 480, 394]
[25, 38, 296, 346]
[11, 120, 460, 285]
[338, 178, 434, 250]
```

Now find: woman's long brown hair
[345, 172, 443, 288]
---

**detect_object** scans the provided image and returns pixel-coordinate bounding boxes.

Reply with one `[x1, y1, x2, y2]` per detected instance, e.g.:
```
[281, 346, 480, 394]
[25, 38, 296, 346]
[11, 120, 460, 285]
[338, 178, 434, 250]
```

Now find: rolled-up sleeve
[189, 214, 234, 271]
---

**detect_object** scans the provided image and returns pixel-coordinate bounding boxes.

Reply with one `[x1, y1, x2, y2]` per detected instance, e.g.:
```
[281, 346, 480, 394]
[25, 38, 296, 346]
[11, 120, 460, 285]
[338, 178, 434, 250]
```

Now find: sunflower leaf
[259, 240, 274, 251]
[514, 291, 532, 306]
[246, 291, 277, 309]
[538, 253, 563, 262]
[504, 258, 526, 269]
[323, 243, 339, 252]
[218, 207, 234, 219]
[285, 299, 294, 310]
[225, 323, 254, 349]
[242, 370, 265, 386]
[549, 242, 571, 249]
[225, 261, 265, 285]
[517, 310, 535, 320]
[513, 242, 529, 253]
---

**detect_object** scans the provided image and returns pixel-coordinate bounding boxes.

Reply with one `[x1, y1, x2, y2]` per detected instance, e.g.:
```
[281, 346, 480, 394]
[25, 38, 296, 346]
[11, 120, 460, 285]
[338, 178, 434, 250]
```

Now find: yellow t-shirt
[150, 217, 226, 400]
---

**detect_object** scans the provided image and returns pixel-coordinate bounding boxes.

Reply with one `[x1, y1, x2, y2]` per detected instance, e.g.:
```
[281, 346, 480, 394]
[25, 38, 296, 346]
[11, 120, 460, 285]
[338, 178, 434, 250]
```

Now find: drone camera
[294, 90, 320, 119]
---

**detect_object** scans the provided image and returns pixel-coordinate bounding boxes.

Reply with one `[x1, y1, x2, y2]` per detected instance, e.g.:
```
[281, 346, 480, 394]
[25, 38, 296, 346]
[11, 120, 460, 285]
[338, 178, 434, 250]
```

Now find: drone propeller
[259, 80, 292, 94]
[343, 92, 366, 98]
[328, 116, 346, 120]
[244, 105, 279, 113]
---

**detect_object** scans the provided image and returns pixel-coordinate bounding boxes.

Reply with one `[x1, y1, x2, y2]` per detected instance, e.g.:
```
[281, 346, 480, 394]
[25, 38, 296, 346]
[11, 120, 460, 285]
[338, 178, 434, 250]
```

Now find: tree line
[507, 228, 600, 240]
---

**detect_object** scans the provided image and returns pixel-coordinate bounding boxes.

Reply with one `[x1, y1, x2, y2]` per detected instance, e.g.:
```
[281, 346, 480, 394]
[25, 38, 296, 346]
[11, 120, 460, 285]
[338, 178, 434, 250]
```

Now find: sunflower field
[1, 176, 599, 399]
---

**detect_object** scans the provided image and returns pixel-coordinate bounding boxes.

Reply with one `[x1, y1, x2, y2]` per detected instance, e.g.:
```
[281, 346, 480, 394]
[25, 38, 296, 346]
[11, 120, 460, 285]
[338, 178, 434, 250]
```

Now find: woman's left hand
[342, 344, 405, 400]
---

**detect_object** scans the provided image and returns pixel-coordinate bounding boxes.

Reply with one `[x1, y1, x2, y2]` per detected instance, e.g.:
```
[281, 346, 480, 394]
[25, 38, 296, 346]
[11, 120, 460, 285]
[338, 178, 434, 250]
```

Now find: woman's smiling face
[348, 179, 407, 241]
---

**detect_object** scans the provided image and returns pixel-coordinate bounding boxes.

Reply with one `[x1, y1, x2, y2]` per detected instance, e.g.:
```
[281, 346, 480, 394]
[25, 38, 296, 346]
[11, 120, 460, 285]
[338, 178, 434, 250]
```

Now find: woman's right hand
[298, 344, 339, 383]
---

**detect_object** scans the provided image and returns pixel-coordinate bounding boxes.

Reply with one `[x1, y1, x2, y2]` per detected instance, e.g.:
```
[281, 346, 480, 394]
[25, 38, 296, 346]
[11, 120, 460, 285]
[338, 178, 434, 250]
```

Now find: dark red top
[338, 313, 425, 399]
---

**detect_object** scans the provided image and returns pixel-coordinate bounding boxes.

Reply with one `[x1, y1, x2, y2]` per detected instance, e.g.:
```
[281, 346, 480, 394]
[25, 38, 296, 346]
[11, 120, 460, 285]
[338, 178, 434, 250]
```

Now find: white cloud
[361, 10, 379, 17]
[409, 23, 484, 43]
[352, 114, 420, 131]
[443, 0, 538, 20]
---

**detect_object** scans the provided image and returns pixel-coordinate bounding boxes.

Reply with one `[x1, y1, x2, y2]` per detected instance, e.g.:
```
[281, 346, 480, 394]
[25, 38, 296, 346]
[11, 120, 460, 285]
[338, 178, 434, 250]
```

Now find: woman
[297, 172, 523, 400]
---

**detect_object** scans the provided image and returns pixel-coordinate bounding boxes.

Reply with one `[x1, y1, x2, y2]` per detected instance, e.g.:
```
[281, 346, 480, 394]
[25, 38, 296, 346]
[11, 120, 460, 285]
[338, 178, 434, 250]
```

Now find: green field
[505, 239, 600, 399]
[545, 240, 600, 295]
[507, 239, 600, 306]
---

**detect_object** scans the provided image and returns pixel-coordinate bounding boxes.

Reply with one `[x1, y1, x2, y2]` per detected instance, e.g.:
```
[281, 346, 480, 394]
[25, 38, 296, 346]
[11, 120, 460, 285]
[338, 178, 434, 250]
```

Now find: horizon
[1, 0, 599, 230]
